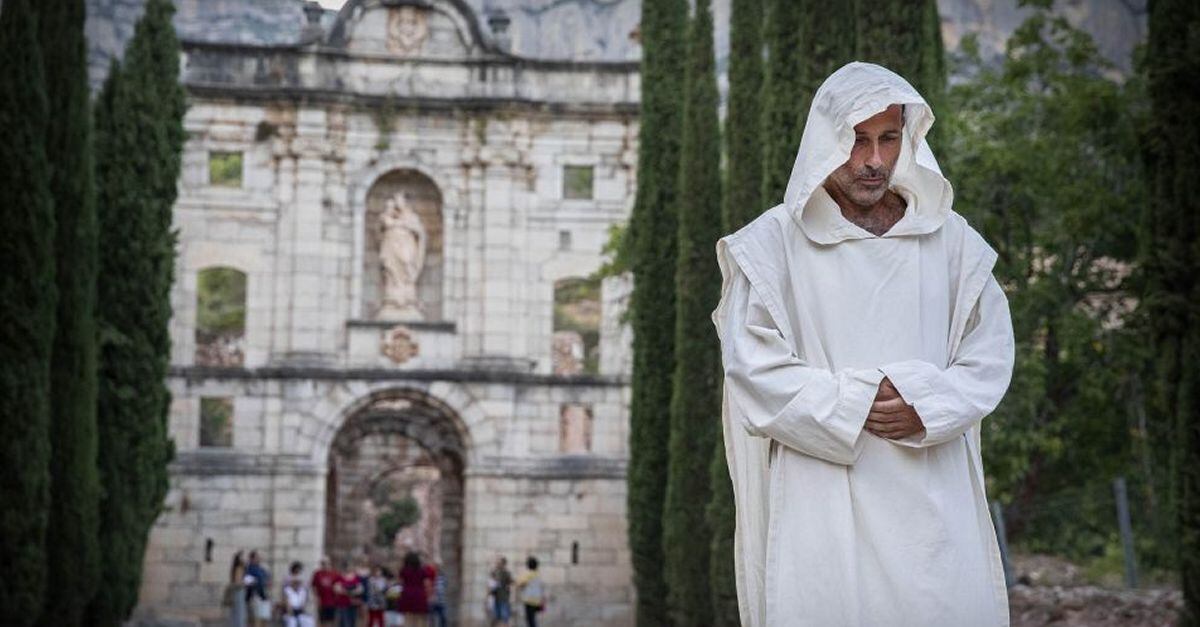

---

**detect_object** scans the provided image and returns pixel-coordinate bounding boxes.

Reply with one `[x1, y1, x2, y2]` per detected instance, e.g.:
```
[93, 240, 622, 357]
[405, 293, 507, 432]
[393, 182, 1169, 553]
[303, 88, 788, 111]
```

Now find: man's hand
[865, 377, 925, 441]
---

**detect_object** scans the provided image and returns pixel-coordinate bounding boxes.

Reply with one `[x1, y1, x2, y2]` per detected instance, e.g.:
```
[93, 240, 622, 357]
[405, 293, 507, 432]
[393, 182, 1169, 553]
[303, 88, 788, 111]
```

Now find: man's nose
[865, 142, 884, 169]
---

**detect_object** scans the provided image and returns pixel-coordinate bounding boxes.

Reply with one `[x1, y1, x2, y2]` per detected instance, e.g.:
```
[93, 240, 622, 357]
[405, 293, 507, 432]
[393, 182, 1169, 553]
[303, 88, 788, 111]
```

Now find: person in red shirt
[333, 560, 363, 627]
[311, 556, 339, 627]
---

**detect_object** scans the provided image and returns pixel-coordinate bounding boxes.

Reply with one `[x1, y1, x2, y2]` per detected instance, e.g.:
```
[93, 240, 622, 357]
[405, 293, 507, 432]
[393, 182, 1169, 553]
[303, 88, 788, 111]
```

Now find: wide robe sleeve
[880, 276, 1015, 447]
[720, 264, 885, 466]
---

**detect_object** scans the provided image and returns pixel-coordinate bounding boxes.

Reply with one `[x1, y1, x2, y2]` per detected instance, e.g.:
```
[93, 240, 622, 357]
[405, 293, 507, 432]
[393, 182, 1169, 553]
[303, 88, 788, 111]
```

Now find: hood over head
[783, 62, 951, 244]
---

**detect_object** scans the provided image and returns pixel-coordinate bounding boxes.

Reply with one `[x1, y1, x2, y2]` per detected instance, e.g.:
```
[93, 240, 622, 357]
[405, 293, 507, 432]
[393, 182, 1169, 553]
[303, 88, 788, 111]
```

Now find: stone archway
[325, 388, 466, 611]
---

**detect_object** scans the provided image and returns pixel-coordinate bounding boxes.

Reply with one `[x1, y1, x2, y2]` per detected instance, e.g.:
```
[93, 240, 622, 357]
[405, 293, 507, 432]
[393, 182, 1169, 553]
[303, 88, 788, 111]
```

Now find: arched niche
[362, 170, 444, 321]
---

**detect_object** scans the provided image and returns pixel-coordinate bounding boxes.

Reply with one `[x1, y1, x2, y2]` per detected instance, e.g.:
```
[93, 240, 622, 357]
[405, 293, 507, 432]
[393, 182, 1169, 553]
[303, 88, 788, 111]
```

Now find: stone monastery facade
[139, 1, 640, 624]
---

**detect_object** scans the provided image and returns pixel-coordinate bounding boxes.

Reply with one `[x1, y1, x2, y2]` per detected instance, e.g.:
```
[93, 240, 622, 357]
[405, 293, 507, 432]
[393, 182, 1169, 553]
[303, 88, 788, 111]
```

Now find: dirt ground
[1009, 554, 1182, 627]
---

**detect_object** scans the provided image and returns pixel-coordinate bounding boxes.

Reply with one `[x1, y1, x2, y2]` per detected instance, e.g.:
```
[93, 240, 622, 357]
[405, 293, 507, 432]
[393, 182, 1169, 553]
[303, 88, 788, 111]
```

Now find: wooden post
[991, 499, 1015, 588]
[1113, 476, 1139, 588]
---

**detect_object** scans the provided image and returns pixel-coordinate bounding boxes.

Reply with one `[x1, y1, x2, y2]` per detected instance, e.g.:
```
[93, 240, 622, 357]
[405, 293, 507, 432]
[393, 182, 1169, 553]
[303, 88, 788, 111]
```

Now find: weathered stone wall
[141, 2, 639, 625]
[462, 475, 632, 626]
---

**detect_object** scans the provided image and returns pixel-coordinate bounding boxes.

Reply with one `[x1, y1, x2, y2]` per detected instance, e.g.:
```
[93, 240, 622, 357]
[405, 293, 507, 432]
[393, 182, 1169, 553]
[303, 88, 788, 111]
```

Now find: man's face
[826, 104, 904, 209]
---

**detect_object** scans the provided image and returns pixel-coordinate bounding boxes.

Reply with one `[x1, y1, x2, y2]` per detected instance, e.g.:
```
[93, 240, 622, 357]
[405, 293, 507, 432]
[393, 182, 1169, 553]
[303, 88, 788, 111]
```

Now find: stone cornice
[171, 450, 325, 477]
[182, 84, 640, 117]
[466, 455, 627, 480]
[170, 450, 627, 480]
[179, 39, 640, 116]
[169, 364, 629, 388]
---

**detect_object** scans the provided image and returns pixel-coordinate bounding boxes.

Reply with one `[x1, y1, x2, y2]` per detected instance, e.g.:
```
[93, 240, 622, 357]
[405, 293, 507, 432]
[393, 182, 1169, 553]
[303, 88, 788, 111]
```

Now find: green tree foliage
[0, 0, 55, 622]
[1142, 0, 1200, 617]
[856, 0, 947, 146]
[760, 0, 856, 206]
[759, 0, 807, 206]
[374, 496, 421, 547]
[626, 0, 686, 623]
[941, 9, 1154, 567]
[723, 0, 763, 232]
[708, 0, 762, 623]
[35, 0, 102, 621]
[662, 0, 723, 623]
[91, 0, 186, 622]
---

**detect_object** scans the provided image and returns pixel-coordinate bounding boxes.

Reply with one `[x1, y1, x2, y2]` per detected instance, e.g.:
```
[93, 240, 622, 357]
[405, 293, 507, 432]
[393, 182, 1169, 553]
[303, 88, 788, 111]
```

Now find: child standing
[365, 565, 388, 627]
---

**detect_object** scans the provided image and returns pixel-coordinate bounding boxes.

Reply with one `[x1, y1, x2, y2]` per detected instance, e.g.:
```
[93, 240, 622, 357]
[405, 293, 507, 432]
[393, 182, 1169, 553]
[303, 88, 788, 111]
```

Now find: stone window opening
[562, 165, 593, 200]
[208, 151, 243, 187]
[571, 541, 579, 565]
[199, 397, 234, 448]
[195, 267, 247, 367]
[552, 277, 601, 376]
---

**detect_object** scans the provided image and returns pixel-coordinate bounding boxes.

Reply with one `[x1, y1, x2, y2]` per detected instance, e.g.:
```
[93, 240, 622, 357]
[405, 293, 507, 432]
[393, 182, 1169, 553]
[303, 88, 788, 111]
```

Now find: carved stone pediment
[387, 5, 429, 56]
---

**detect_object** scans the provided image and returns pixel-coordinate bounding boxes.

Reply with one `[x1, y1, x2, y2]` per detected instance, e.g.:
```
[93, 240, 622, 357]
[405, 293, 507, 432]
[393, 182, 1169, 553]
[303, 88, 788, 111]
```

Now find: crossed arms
[720, 268, 1014, 465]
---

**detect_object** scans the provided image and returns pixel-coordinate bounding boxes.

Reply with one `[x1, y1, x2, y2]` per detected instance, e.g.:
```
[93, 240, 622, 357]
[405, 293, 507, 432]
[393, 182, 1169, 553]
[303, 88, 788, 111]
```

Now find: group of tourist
[486, 556, 545, 627]
[224, 551, 448, 627]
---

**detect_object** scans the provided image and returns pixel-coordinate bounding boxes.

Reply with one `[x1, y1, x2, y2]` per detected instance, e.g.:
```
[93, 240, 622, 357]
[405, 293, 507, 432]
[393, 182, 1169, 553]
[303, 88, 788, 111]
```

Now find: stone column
[271, 106, 339, 364]
[461, 122, 535, 370]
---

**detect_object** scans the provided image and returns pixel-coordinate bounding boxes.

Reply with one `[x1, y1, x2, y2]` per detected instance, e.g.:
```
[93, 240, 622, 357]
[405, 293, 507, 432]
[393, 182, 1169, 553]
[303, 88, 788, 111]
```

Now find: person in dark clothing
[397, 552, 431, 627]
[246, 551, 272, 627]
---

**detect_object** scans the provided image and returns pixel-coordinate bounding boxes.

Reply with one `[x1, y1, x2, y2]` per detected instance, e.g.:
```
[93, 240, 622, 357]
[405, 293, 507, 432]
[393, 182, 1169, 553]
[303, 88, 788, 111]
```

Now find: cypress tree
[723, 0, 764, 232]
[708, 0, 762, 623]
[662, 0, 723, 623]
[627, 0, 686, 623]
[759, 0, 807, 206]
[0, 0, 55, 623]
[35, 0, 102, 622]
[1142, 0, 1200, 621]
[91, 0, 185, 622]
[855, 0, 946, 145]
[760, 0, 856, 206]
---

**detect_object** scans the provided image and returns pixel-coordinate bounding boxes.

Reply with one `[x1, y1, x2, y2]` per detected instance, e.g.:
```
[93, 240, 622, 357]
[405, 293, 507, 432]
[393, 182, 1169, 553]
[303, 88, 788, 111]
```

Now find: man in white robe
[713, 62, 1015, 627]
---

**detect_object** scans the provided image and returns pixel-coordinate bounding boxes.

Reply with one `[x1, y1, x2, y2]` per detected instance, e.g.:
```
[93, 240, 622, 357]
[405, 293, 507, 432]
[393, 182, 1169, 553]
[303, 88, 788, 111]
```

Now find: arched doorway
[325, 389, 466, 612]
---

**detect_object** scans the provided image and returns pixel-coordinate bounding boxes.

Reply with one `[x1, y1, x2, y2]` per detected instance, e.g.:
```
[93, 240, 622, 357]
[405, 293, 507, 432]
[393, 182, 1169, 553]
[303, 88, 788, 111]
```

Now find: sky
[316, 0, 348, 9]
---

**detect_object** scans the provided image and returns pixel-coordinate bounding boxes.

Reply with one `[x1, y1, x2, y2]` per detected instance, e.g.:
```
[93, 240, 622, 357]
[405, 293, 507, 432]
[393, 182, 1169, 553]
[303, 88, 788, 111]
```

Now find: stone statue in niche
[387, 6, 429, 56]
[378, 191, 426, 319]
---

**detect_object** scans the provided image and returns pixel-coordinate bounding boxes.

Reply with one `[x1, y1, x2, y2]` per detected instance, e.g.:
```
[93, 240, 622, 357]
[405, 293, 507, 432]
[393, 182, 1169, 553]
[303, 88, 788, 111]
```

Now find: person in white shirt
[283, 561, 314, 627]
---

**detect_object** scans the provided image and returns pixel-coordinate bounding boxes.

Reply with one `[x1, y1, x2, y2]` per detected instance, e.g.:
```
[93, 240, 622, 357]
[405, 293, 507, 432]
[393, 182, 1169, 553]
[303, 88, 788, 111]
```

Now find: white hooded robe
[712, 62, 1015, 627]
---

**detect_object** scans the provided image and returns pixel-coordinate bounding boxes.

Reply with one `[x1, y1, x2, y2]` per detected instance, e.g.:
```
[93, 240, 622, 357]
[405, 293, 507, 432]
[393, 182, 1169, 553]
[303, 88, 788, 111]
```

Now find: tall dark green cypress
[1142, 0, 1200, 622]
[759, 0, 806, 206]
[91, 0, 185, 622]
[627, 0, 686, 623]
[855, 0, 945, 100]
[35, 0, 102, 622]
[760, 0, 856, 206]
[723, 0, 764, 232]
[708, 0, 763, 624]
[0, 0, 55, 623]
[662, 0, 723, 623]
[855, 0, 946, 145]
